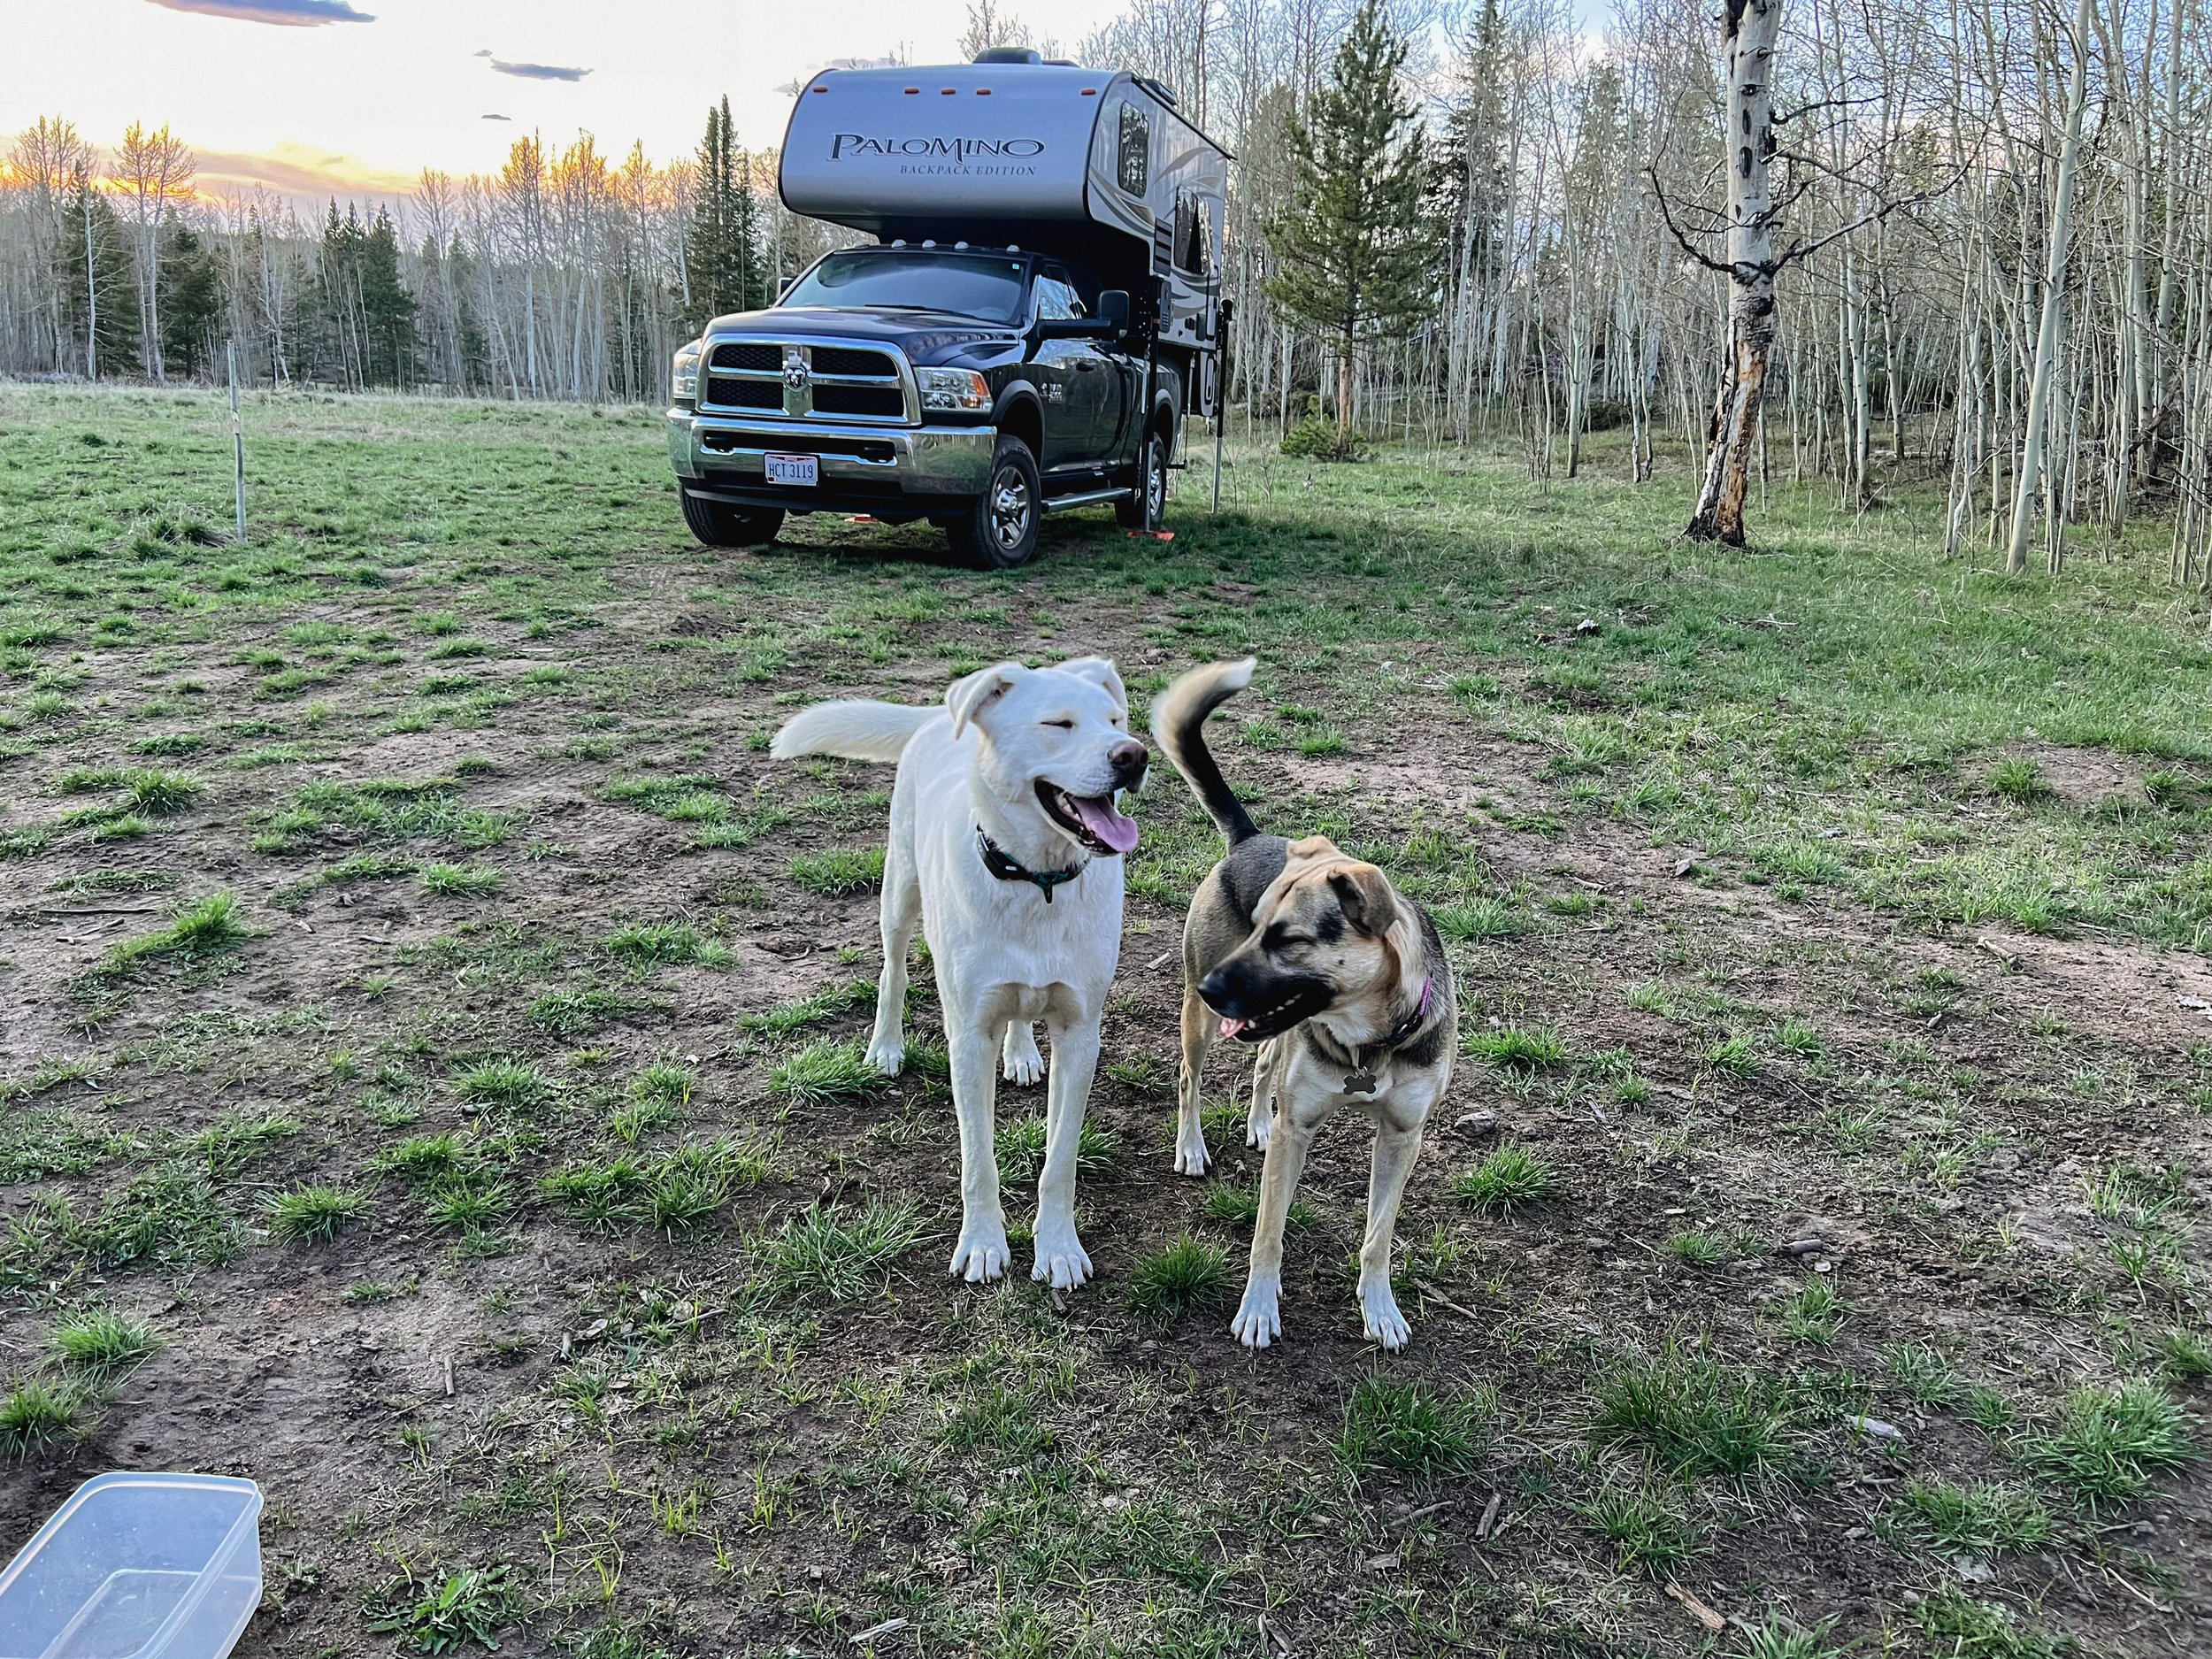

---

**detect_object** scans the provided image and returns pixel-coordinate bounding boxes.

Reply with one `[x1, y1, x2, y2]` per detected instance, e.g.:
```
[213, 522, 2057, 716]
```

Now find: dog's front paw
[1030, 1220, 1092, 1291]
[1229, 1281, 1282, 1349]
[1002, 1025, 1045, 1087]
[949, 1217, 1010, 1284]
[1245, 1108, 1271, 1150]
[1171, 1124, 1211, 1178]
[1360, 1284, 1412, 1351]
[864, 1037, 906, 1078]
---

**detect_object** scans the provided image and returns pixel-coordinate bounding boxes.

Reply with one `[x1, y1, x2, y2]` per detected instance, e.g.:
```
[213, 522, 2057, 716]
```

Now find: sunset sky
[4, 0, 1130, 201]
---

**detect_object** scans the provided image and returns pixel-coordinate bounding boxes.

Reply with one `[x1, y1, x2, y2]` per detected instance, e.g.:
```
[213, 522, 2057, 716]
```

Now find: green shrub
[266, 1184, 369, 1244]
[753, 1198, 926, 1302]
[457, 1059, 553, 1112]
[52, 1311, 161, 1371]
[1463, 1024, 1565, 1071]
[2024, 1379, 2192, 1506]
[1201, 1181, 1317, 1236]
[1888, 1477, 2053, 1557]
[1573, 1483, 1701, 1573]
[0, 1380, 80, 1456]
[787, 847, 886, 895]
[366, 1565, 515, 1655]
[96, 892, 247, 978]
[1333, 1376, 1494, 1475]
[1280, 409, 1363, 462]
[1127, 1233, 1229, 1326]
[995, 1114, 1117, 1184]
[772, 1040, 883, 1105]
[1986, 757, 2051, 802]
[1449, 1145, 1554, 1214]
[603, 921, 733, 969]
[1593, 1348, 1807, 1483]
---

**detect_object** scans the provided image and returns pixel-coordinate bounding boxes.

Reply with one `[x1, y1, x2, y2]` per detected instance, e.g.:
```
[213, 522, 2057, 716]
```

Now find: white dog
[771, 657, 1146, 1290]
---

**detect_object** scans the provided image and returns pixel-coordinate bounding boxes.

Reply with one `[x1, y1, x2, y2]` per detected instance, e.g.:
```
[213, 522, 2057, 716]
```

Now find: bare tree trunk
[1686, 0, 1782, 544]
[1335, 326, 1354, 446]
[2005, 0, 2094, 575]
[81, 186, 97, 379]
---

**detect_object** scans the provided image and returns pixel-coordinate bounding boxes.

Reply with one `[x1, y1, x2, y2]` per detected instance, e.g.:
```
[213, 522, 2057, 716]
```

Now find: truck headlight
[918, 367, 990, 413]
[672, 345, 702, 403]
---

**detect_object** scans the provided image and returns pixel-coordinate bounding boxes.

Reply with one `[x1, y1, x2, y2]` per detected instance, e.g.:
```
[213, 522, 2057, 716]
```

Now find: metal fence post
[228, 340, 247, 543]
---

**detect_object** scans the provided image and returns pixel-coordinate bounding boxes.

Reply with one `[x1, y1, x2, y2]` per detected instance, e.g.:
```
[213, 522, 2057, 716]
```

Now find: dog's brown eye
[1041, 718, 1074, 729]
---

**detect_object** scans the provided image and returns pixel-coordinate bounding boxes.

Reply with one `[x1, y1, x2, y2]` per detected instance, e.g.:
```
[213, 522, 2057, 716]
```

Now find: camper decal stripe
[829, 135, 1047, 159]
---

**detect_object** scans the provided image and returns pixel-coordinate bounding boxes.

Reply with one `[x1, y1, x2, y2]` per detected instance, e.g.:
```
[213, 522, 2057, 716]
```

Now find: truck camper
[664, 50, 1231, 567]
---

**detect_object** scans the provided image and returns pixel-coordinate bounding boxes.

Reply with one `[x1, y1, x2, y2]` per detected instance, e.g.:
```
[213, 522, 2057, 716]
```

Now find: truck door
[1033, 270, 1117, 472]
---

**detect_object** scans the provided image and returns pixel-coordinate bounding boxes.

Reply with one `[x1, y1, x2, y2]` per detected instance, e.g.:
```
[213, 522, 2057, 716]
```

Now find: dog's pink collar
[1393, 974, 1434, 1041]
[1340, 974, 1438, 1096]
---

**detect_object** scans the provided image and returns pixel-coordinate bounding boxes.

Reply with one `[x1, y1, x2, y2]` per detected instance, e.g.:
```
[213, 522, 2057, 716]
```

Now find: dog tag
[1342, 1069, 1379, 1095]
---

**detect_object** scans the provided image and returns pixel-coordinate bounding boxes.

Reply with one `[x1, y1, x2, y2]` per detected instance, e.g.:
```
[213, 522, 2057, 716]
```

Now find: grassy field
[0, 380, 2208, 1659]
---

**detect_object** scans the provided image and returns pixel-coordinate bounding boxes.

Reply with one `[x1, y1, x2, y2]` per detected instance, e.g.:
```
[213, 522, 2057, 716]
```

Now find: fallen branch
[1664, 1581, 1726, 1632]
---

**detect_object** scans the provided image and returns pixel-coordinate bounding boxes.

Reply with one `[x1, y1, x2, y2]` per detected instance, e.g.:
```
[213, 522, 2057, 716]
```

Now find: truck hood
[703, 306, 1020, 369]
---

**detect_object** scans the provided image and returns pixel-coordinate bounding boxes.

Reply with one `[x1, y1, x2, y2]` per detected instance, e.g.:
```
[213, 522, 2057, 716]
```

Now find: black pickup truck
[666, 243, 1175, 568]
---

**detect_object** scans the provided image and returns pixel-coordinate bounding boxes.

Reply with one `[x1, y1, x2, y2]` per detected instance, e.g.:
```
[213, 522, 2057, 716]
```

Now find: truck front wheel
[1115, 431, 1168, 530]
[946, 436, 1041, 570]
[681, 491, 785, 549]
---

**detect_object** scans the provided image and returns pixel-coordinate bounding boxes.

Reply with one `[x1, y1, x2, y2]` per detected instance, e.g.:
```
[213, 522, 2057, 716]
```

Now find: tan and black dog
[1153, 658, 1455, 1350]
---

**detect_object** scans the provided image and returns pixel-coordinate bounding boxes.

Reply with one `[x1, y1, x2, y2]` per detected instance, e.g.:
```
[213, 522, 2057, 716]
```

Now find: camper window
[1174, 188, 1210, 274]
[1118, 104, 1149, 196]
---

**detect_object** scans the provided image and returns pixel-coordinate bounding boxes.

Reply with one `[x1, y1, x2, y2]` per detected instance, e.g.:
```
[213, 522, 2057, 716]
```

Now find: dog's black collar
[977, 827, 1085, 902]
[1310, 974, 1438, 1094]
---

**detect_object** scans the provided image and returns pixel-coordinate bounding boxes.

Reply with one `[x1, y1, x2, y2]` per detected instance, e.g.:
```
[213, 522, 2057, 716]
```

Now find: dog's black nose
[1199, 965, 1243, 1011]
[1109, 739, 1148, 782]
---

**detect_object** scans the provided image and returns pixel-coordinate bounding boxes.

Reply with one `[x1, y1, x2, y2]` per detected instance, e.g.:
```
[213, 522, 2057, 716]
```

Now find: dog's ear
[1056, 655, 1128, 715]
[1326, 862, 1399, 938]
[1284, 833, 1342, 866]
[946, 662, 1027, 738]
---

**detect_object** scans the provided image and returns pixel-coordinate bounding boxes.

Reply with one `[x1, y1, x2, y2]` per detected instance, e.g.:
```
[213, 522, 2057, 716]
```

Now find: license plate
[764, 452, 818, 487]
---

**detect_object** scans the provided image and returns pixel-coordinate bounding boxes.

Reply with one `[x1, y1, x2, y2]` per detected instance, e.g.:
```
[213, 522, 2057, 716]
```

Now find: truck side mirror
[1095, 290, 1131, 334]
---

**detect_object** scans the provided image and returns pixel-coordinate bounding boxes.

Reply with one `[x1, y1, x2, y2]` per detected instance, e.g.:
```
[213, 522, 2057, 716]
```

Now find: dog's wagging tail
[1150, 657, 1261, 846]
[769, 700, 935, 764]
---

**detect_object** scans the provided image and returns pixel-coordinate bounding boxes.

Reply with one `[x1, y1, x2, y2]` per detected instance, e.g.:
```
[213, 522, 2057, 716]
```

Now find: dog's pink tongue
[1219, 1016, 1248, 1041]
[1069, 794, 1140, 855]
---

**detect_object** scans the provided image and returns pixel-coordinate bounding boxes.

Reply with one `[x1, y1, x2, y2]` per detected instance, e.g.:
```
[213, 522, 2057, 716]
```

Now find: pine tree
[685, 96, 766, 330]
[446, 236, 490, 392]
[157, 219, 224, 380]
[1440, 0, 1510, 291]
[315, 202, 367, 388]
[60, 179, 141, 377]
[358, 207, 418, 388]
[1266, 0, 1440, 450]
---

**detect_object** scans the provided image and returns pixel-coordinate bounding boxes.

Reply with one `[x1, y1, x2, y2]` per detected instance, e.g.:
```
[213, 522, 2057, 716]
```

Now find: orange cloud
[193, 141, 415, 207]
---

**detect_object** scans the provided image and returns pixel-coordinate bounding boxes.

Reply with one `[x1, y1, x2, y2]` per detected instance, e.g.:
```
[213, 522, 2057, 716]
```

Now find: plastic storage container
[0, 1474, 262, 1659]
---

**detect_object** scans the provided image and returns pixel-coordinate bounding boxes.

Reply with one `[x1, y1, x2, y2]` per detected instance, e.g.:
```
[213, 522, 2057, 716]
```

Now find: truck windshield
[780, 250, 1029, 322]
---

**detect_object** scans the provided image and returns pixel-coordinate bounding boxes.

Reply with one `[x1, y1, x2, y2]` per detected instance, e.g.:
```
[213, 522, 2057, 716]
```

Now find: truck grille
[811, 345, 897, 378]
[707, 378, 781, 410]
[710, 342, 781, 373]
[811, 384, 905, 418]
[695, 336, 915, 424]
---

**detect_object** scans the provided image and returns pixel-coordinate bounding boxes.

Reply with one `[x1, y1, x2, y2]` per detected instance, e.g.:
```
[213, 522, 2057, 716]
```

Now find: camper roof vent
[973, 47, 1043, 65]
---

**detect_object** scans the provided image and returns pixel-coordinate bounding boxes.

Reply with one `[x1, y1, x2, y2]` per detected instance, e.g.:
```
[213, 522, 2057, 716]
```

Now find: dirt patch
[1990, 740, 2147, 808]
